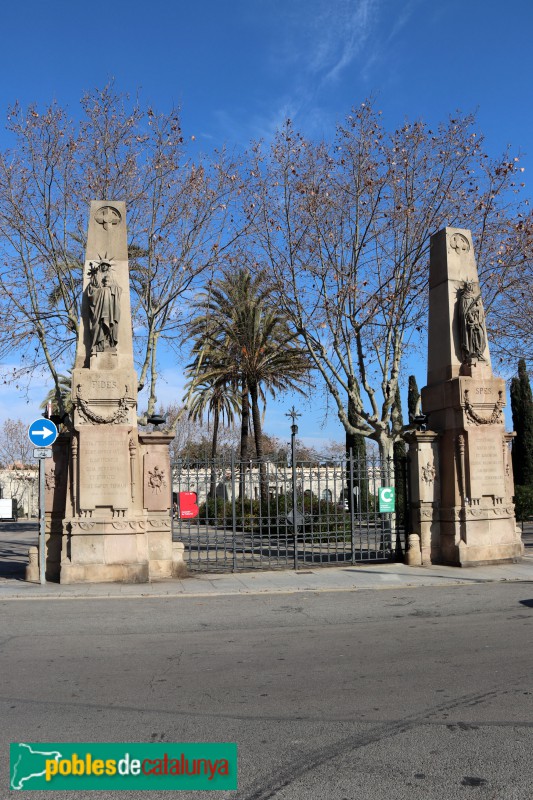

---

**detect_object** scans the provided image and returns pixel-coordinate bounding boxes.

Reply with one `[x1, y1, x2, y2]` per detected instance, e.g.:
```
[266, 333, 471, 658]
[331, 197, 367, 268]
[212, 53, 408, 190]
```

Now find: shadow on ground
[0, 522, 37, 580]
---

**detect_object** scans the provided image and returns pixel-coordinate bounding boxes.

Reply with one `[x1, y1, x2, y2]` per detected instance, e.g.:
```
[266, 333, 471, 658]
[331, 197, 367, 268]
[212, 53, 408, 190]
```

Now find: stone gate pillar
[404, 430, 440, 565]
[40, 201, 185, 583]
[418, 227, 522, 566]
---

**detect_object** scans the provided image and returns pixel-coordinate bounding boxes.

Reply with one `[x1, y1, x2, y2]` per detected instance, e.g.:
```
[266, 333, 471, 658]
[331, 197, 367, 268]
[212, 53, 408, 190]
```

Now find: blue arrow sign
[28, 418, 58, 447]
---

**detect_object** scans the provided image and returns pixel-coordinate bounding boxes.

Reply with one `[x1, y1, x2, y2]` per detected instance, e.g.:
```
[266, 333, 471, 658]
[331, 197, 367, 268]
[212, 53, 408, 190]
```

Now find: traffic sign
[28, 418, 58, 447]
[286, 509, 305, 528]
[378, 486, 395, 513]
[33, 447, 53, 459]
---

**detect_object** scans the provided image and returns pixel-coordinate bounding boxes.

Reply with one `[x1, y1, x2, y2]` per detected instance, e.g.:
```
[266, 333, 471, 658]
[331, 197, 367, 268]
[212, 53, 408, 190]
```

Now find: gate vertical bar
[231, 451, 237, 572]
[404, 455, 410, 554]
[405, 455, 414, 554]
[349, 448, 356, 564]
[394, 456, 404, 561]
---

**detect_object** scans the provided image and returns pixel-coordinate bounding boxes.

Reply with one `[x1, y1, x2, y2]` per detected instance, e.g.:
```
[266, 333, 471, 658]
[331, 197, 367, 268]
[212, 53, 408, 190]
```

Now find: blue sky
[0, 0, 531, 445]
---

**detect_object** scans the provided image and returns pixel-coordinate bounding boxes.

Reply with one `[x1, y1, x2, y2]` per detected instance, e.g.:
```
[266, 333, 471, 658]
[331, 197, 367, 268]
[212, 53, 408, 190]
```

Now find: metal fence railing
[171, 452, 409, 573]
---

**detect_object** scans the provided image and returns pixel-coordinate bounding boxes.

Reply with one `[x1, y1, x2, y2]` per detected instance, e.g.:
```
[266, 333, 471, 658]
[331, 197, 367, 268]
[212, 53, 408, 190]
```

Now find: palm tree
[187, 268, 312, 497]
[40, 372, 73, 427]
[183, 374, 240, 498]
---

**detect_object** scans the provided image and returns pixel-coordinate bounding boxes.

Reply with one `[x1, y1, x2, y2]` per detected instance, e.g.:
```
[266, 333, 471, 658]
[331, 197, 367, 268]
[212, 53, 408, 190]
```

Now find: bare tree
[478, 210, 533, 366]
[246, 103, 528, 459]
[0, 84, 243, 422]
[0, 418, 35, 468]
[0, 419, 37, 517]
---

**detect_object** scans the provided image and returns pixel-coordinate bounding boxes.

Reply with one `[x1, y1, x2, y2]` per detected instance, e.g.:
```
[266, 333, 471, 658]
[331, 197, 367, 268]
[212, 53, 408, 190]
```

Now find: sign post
[28, 419, 58, 585]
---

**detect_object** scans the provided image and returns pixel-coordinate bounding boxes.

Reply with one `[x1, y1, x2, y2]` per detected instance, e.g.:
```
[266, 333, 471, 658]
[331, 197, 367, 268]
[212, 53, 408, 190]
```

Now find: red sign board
[178, 492, 199, 519]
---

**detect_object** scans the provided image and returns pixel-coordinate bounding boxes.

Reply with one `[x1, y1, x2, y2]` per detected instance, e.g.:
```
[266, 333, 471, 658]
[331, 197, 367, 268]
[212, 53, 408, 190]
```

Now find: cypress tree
[407, 375, 421, 422]
[392, 385, 406, 460]
[510, 359, 533, 486]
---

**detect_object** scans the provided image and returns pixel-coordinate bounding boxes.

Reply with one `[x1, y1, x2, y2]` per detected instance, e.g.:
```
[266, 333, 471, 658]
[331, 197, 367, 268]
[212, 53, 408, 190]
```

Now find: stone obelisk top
[75, 201, 134, 372]
[73, 201, 137, 429]
[426, 227, 492, 387]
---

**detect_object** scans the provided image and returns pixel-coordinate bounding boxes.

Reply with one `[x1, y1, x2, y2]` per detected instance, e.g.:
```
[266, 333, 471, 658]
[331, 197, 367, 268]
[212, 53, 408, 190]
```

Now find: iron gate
[171, 452, 409, 572]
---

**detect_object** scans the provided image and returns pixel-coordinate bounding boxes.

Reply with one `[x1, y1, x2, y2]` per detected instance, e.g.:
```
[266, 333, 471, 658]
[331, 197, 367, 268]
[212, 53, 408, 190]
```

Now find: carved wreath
[76, 385, 135, 425]
[148, 466, 166, 494]
[463, 390, 504, 426]
[421, 462, 437, 483]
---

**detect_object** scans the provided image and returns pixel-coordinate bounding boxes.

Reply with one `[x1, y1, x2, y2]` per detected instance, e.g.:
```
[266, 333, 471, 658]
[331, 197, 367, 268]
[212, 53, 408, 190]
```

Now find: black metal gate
[171, 452, 409, 572]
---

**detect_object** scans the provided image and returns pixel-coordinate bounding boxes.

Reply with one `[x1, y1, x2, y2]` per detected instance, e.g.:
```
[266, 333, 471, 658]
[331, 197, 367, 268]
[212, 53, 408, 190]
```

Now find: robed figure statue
[87, 259, 122, 353]
[459, 281, 487, 362]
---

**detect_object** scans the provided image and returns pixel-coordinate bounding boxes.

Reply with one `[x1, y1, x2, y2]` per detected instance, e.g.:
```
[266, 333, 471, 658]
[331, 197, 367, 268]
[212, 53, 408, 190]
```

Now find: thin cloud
[213, 99, 298, 145]
[386, 0, 420, 43]
[274, 0, 382, 84]
[318, 0, 379, 84]
[210, 1, 421, 145]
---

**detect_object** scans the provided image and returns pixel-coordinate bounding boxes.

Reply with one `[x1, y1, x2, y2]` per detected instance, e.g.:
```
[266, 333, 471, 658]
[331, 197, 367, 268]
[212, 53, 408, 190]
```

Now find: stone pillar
[39, 201, 184, 583]
[138, 432, 187, 579]
[420, 227, 523, 566]
[405, 430, 440, 565]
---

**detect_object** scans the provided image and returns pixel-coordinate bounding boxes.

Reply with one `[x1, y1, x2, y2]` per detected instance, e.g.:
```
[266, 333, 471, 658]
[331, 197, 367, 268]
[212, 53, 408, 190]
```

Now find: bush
[198, 495, 290, 528]
[196, 492, 381, 538]
[514, 485, 533, 522]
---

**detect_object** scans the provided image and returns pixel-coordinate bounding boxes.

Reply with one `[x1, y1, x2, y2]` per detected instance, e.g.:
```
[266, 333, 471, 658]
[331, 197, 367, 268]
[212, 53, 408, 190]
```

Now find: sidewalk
[2, 521, 533, 600]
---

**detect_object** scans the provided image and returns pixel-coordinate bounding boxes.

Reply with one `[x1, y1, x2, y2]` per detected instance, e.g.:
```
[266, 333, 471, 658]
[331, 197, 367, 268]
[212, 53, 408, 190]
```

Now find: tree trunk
[209, 408, 220, 500]
[391, 386, 406, 531]
[250, 381, 268, 502]
[375, 431, 394, 474]
[345, 376, 368, 513]
[239, 383, 250, 499]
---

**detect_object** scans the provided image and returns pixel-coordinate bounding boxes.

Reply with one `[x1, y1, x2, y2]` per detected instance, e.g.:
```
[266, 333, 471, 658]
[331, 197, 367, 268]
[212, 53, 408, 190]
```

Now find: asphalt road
[1, 582, 533, 799]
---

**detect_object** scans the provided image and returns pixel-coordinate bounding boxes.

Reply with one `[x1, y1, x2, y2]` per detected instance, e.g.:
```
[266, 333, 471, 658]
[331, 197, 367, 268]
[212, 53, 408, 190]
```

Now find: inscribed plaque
[78, 427, 130, 510]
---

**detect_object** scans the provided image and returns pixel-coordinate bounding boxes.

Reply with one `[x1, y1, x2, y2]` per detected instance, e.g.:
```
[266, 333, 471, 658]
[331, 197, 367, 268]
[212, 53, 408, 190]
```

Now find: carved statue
[87, 259, 122, 353]
[459, 281, 487, 362]
[45, 467, 57, 491]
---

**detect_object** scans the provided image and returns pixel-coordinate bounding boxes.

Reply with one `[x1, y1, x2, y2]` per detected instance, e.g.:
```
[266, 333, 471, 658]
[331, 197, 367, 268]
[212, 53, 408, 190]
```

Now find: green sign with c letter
[378, 486, 395, 512]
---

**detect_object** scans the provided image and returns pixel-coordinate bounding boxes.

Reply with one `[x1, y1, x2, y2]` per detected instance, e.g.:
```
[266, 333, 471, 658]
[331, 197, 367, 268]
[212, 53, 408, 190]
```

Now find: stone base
[172, 542, 187, 578]
[58, 551, 185, 583]
[456, 539, 524, 567]
[31, 514, 187, 584]
[438, 511, 524, 567]
[60, 561, 149, 584]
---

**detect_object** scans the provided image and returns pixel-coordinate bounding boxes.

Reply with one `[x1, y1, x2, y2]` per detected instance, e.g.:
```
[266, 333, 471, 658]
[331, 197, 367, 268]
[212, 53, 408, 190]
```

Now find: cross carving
[450, 233, 470, 254]
[95, 206, 121, 230]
